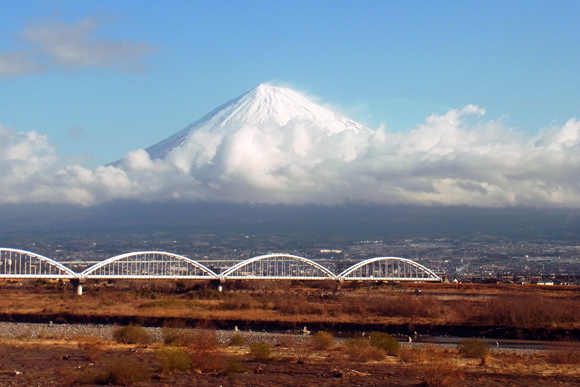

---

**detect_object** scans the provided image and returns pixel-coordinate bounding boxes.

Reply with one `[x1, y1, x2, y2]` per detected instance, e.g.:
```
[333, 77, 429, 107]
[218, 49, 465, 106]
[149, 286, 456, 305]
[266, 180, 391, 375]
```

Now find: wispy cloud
[0, 17, 154, 76]
[0, 52, 44, 76]
[2, 107, 580, 208]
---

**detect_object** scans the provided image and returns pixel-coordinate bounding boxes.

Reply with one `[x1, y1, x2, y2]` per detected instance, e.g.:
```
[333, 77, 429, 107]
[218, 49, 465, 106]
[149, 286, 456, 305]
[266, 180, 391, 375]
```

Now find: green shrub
[457, 338, 490, 358]
[312, 331, 335, 351]
[113, 324, 152, 345]
[368, 332, 400, 355]
[156, 346, 191, 374]
[250, 341, 271, 360]
[229, 333, 246, 346]
[107, 360, 152, 386]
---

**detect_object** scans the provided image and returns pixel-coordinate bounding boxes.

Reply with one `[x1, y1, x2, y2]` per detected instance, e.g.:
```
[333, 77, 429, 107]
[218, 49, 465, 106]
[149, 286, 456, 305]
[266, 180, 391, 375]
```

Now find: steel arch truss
[220, 254, 337, 280]
[0, 248, 76, 278]
[80, 251, 218, 279]
[339, 257, 441, 281]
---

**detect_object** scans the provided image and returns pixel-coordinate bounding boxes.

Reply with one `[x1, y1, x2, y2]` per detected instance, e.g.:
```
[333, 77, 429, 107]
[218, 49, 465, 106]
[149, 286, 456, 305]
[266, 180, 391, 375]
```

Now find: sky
[1, 1, 580, 208]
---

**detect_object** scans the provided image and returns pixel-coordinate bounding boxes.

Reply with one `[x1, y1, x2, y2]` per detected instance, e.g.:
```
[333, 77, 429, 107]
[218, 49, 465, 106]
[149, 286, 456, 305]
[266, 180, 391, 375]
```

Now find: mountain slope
[145, 84, 370, 159]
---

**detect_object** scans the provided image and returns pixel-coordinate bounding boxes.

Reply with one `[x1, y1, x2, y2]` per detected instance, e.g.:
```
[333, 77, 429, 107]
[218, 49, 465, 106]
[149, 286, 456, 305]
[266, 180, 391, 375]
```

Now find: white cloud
[2, 109, 580, 208]
[0, 17, 154, 76]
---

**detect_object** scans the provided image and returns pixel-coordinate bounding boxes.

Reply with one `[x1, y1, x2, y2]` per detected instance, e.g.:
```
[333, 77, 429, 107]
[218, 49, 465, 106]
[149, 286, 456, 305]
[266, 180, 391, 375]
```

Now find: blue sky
[1, 1, 578, 166]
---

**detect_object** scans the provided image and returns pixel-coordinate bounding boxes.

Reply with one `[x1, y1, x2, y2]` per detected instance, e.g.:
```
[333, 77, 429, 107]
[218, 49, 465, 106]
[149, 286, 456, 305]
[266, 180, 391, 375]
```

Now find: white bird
[234, 326, 239, 332]
[302, 326, 310, 334]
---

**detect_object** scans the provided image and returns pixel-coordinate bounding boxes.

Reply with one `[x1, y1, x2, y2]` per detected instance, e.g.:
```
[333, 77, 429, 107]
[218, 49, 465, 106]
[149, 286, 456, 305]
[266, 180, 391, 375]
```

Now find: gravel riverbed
[0, 322, 550, 357]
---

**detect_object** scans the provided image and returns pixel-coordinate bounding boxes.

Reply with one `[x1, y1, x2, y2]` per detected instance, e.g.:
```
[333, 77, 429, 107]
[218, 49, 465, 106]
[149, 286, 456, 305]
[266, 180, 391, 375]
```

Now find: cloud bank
[0, 18, 153, 76]
[2, 107, 580, 208]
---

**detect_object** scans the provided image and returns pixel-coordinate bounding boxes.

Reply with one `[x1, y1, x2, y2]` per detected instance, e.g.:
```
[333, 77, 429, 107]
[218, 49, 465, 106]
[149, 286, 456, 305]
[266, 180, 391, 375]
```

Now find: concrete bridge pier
[210, 279, 223, 292]
[70, 278, 83, 295]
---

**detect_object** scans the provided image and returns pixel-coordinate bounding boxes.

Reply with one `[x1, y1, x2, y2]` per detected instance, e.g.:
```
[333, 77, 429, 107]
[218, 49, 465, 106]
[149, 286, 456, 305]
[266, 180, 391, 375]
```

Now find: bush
[229, 333, 246, 346]
[223, 356, 247, 375]
[457, 338, 489, 358]
[187, 327, 217, 353]
[250, 341, 271, 361]
[345, 337, 385, 362]
[162, 327, 188, 346]
[107, 360, 152, 386]
[368, 332, 400, 355]
[113, 324, 152, 345]
[156, 346, 191, 374]
[161, 321, 194, 346]
[187, 327, 223, 372]
[312, 331, 335, 351]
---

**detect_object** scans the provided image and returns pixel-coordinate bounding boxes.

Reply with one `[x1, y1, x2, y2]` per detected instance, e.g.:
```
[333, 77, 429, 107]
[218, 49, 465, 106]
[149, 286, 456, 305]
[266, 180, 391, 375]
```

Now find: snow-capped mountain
[145, 84, 370, 159]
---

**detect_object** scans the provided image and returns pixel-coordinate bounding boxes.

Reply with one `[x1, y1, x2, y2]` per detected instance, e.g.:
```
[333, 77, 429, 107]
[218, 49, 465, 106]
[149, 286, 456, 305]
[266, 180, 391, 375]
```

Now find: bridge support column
[70, 278, 83, 295]
[210, 279, 223, 292]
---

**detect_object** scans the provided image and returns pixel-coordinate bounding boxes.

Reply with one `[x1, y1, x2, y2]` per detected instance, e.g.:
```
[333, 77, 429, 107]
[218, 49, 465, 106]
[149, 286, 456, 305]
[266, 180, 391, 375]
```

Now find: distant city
[3, 233, 579, 285]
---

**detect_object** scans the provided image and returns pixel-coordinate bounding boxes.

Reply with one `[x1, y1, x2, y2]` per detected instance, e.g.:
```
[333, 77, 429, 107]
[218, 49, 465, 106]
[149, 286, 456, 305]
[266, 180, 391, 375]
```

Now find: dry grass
[345, 337, 385, 362]
[277, 335, 296, 348]
[187, 326, 225, 372]
[0, 282, 579, 330]
[399, 347, 454, 364]
[482, 296, 580, 328]
[546, 342, 580, 365]
[4, 330, 580, 386]
[420, 360, 463, 387]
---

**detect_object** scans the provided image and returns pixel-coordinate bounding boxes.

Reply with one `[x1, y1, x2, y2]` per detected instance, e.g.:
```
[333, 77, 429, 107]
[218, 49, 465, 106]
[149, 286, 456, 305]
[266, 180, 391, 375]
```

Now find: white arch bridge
[0, 248, 441, 283]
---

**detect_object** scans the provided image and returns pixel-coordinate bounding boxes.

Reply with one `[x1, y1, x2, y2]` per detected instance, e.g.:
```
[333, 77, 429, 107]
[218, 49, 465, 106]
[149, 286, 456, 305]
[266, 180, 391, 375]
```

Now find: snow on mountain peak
[145, 84, 370, 159]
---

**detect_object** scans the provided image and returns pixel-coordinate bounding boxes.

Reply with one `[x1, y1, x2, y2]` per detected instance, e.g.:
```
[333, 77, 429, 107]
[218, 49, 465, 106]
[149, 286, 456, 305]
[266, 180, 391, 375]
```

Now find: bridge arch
[80, 251, 218, 279]
[220, 254, 337, 280]
[339, 257, 441, 281]
[0, 248, 76, 278]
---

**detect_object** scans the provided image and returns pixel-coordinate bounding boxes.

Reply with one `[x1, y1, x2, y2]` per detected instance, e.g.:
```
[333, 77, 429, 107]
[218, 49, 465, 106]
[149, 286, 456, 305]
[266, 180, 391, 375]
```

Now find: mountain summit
[145, 84, 369, 159]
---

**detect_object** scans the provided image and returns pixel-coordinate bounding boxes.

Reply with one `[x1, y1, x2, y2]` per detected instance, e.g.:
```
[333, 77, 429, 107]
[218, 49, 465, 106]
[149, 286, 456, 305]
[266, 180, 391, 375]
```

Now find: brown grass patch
[547, 342, 580, 365]
[420, 360, 463, 387]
